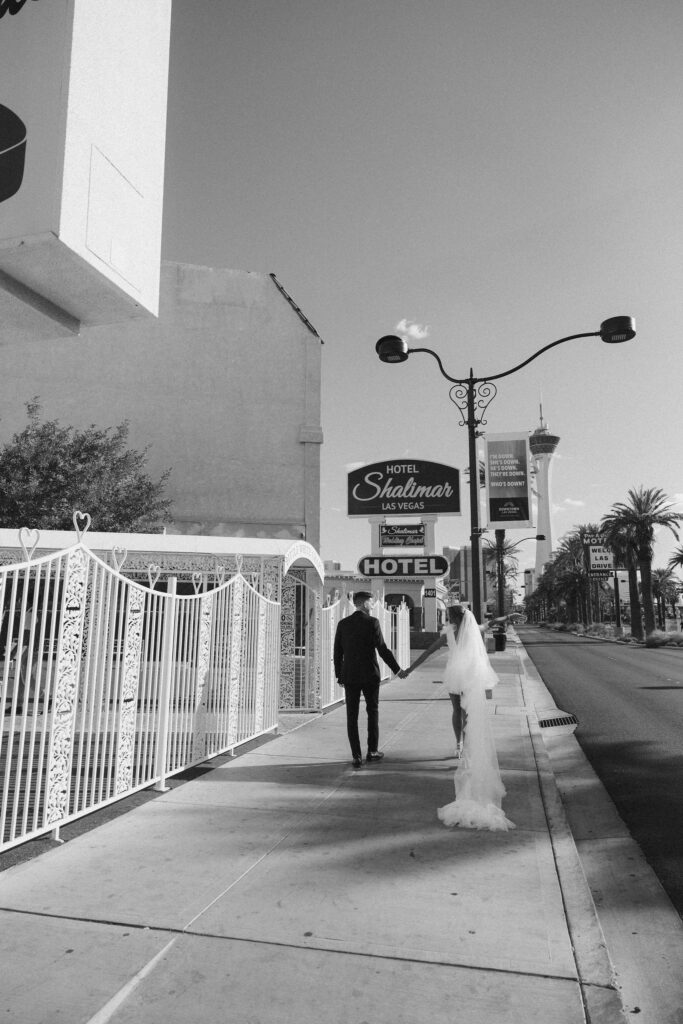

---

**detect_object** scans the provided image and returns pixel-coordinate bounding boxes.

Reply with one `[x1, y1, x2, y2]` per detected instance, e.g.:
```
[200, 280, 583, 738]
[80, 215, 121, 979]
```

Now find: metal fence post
[154, 576, 177, 792]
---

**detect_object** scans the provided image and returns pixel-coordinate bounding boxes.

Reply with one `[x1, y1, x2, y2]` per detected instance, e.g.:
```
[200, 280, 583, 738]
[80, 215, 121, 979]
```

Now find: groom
[333, 591, 407, 768]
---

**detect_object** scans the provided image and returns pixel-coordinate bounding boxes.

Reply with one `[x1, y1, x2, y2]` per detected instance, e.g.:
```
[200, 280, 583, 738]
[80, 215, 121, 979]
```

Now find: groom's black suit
[334, 609, 401, 760]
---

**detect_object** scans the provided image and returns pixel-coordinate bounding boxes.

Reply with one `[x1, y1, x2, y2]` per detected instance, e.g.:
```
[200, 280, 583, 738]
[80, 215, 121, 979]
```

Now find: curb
[512, 641, 629, 1024]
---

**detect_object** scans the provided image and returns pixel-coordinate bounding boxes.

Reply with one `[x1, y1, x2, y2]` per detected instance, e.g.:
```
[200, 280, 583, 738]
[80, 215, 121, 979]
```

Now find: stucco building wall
[0, 261, 323, 547]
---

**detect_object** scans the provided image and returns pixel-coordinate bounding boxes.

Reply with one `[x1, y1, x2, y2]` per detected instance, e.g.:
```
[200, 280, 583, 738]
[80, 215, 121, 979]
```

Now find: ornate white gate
[0, 516, 280, 852]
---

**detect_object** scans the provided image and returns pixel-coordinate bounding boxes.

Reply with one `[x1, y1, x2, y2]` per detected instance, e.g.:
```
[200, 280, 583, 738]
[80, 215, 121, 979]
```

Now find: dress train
[437, 612, 515, 832]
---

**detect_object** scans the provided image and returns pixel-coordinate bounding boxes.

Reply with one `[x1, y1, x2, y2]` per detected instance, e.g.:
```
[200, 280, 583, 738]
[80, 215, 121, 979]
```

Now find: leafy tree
[0, 399, 172, 532]
[601, 487, 682, 636]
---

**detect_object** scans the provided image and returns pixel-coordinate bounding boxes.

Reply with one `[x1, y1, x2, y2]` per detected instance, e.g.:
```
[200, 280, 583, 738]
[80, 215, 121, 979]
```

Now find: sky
[161, 0, 683, 583]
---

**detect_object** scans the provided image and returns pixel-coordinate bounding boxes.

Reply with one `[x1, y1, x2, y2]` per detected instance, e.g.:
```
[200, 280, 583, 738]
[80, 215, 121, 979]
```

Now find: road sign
[357, 555, 449, 578]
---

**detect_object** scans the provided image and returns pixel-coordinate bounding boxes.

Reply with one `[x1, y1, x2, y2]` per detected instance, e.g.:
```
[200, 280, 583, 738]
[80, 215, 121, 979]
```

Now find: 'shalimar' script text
[0, 0, 42, 19]
[352, 463, 454, 513]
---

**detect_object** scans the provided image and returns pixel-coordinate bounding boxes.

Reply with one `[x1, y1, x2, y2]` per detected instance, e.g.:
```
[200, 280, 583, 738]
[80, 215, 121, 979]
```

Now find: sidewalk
[0, 634, 680, 1024]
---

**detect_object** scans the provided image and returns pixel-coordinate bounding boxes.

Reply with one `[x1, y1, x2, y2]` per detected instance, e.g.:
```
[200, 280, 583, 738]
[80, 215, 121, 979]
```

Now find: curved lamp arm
[481, 331, 600, 383]
[378, 317, 635, 384]
[412, 331, 598, 384]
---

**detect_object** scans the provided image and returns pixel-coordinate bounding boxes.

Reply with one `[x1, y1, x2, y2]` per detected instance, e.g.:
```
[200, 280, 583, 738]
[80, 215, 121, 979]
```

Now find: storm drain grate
[538, 713, 578, 729]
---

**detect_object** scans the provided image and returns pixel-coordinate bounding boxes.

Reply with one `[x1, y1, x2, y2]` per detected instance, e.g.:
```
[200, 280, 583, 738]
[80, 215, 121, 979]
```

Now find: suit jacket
[333, 609, 401, 687]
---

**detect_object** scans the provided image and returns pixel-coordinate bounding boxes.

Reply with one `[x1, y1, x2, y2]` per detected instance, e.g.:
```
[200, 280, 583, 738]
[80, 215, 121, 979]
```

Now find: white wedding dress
[437, 611, 515, 832]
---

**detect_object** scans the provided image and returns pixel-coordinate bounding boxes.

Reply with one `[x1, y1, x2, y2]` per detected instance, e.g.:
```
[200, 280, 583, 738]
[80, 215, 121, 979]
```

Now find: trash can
[493, 630, 507, 652]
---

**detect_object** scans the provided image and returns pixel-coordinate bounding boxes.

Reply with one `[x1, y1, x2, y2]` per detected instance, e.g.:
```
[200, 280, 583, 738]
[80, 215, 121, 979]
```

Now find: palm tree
[600, 519, 643, 640]
[531, 528, 588, 624]
[552, 532, 588, 623]
[667, 545, 683, 573]
[651, 567, 680, 628]
[483, 533, 520, 614]
[601, 487, 683, 636]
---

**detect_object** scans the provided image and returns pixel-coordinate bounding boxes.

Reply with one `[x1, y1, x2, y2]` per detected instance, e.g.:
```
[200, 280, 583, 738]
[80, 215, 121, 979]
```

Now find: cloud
[551, 498, 585, 514]
[395, 318, 430, 341]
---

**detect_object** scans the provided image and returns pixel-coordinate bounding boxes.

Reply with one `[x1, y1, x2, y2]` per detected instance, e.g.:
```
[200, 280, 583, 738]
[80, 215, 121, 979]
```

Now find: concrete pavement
[0, 633, 681, 1023]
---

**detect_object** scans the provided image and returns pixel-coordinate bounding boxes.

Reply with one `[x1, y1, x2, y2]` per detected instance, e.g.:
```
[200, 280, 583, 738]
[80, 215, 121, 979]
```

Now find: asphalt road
[518, 625, 683, 919]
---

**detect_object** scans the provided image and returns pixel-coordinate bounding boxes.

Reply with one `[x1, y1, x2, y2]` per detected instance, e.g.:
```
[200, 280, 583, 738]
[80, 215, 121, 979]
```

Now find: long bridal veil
[437, 610, 515, 832]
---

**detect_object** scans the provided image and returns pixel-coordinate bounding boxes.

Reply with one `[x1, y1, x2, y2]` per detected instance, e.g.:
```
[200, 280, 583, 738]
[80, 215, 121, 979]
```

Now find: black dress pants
[344, 679, 380, 758]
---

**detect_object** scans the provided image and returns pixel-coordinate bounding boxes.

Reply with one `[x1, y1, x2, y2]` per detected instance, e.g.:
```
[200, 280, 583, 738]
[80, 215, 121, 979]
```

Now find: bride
[408, 604, 515, 832]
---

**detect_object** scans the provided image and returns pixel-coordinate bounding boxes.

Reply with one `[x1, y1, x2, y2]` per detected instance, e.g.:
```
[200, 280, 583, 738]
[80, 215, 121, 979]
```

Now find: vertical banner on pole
[485, 433, 534, 530]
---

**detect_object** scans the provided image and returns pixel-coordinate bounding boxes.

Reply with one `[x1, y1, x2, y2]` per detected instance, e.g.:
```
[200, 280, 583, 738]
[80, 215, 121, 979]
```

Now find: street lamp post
[376, 316, 636, 623]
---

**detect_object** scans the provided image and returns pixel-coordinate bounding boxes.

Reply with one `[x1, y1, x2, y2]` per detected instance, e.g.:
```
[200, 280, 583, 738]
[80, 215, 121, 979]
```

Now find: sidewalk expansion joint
[0, 904, 599, 989]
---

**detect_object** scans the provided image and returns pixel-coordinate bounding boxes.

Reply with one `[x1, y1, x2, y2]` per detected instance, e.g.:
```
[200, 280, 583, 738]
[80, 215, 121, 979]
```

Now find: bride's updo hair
[447, 605, 466, 626]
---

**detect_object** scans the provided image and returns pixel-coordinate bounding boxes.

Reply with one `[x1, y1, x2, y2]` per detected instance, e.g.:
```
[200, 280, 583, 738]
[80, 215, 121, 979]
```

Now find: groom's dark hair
[353, 591, 373, 606]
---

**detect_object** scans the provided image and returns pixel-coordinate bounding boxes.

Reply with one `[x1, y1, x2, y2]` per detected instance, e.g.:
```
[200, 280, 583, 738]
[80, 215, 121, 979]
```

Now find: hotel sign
[348, 460, 460, 517]
[357, 555, 449, 578]
[584, 537, 614, 578]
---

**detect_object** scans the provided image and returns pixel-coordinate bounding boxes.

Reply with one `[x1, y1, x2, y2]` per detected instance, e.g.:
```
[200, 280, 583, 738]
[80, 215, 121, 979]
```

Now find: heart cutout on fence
[214, 563, 226, 585]
[192, 572, 203, 594]
[73, 510, 92, 540]
[147, 564, 162, 589]
[19, 526, 40, 562]
[111, 547, 128, 572]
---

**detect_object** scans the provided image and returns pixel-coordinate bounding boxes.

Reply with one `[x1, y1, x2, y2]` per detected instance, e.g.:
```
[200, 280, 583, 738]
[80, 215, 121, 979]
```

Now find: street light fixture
[376, 317, 636, 622]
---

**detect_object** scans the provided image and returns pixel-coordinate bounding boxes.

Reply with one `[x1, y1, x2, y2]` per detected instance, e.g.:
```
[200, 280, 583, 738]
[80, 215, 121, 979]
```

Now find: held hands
[397, 668, 410, 679]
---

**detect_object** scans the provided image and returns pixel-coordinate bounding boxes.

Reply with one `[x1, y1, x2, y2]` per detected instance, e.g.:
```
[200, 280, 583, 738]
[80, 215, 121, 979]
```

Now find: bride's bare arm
[480, 614, 508, 634]
[405, 634, 447, 674]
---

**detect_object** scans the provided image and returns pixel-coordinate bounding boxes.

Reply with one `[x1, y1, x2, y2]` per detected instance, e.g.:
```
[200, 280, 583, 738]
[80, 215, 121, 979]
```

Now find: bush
[645, 630, 675, 648]
[585, 623, 618, 639]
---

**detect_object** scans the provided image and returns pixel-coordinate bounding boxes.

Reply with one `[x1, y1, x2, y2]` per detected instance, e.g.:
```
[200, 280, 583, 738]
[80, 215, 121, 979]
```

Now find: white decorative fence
[1, 521, 280, 852]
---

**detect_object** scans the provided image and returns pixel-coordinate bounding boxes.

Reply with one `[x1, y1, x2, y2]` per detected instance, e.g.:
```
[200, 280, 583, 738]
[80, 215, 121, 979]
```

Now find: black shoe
[352, 757, 363, 768]
[366, 751, 384, 762]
